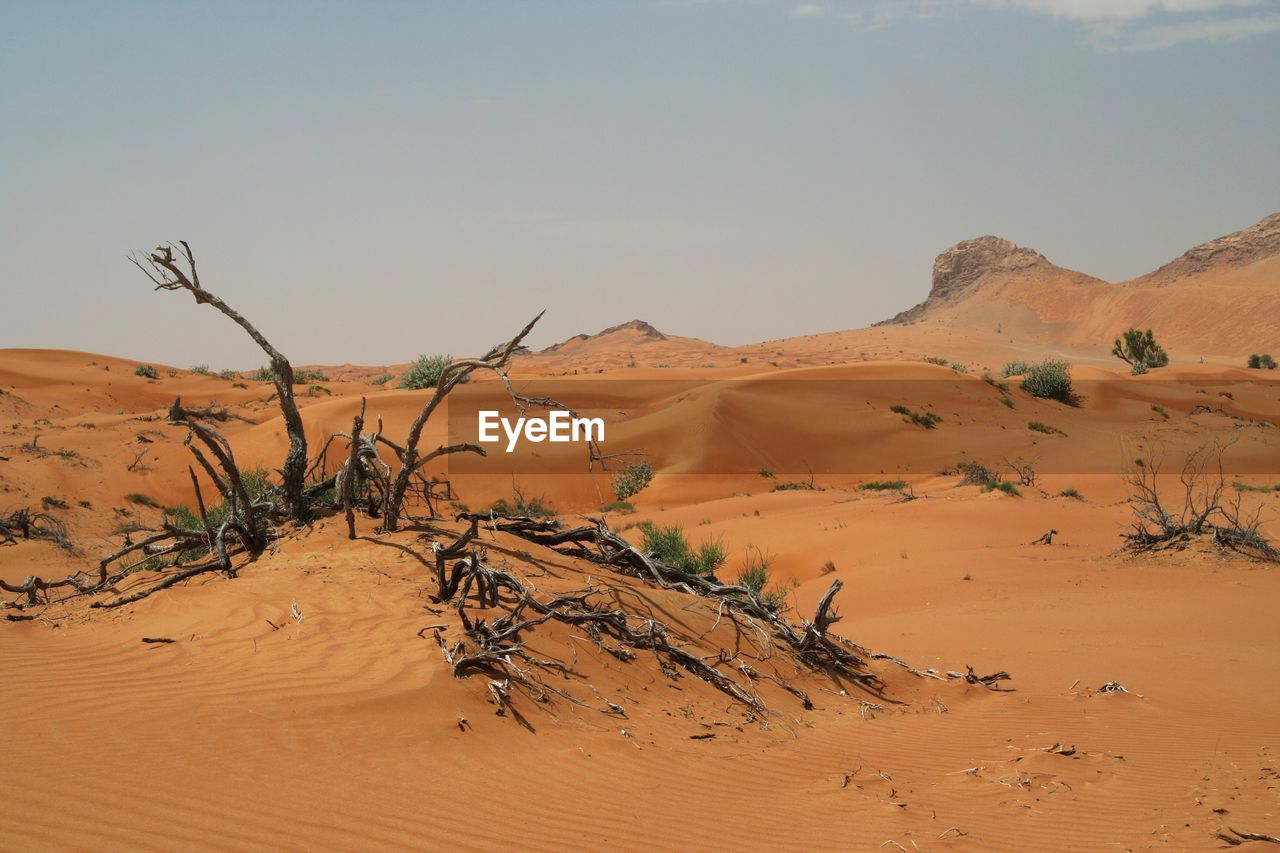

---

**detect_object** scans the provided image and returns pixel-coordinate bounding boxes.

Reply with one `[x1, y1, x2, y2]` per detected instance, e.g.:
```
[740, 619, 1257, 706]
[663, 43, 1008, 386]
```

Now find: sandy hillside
[3, 218, 1280, 851]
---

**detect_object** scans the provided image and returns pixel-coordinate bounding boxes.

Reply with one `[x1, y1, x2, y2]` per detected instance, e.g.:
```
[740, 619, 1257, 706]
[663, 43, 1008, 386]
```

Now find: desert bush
[399, 354, 466, 390]
[736, 548, 788, 611]
[600, 500, 635, 514]
[189, 364, 210, 375]
[1020, 360, 1073, 403]
[1112, 328, 1169, 374]
[490, 491, 556, 518]
[218, 368, 238, 380]
[253, 365, 329, 384]
[890, 404, 941, 429]
[1028, 421, 1065, 436]
[134, 364, 159, 379]
[612, 461, 654, 500]
[1000, 361, 1032, 378]
[1124, 443, 1277, 561]
[124, 492, 161, 508]
[637, 522, 726, 577]
[370, 374, 393, 385]
[1247, 353, 1277, 370]
[923, 356, 949, 366]
[983, 480, 1021, 496]
[949, 362, 969, 373]
[956, 461, 997, 486]
[859, 480, 908, 491]
[1058, 488, 1084, 500]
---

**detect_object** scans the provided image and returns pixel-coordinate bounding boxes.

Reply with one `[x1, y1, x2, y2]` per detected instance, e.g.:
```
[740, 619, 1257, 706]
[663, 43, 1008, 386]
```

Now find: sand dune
[3, 216, 1280, 850]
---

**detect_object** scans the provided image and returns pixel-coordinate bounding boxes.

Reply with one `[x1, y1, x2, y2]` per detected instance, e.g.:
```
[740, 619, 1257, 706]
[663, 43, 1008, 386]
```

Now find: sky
[1, 0, 1277, 368]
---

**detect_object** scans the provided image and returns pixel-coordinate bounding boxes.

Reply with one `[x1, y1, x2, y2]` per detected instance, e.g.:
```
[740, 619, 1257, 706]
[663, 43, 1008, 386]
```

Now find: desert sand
[2, 215, 1279, 851]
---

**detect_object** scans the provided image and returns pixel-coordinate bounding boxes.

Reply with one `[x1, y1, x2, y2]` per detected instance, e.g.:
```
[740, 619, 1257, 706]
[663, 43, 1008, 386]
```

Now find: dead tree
[380, 312, 545, 532]
[342, 399, 366, 539]
[131, 242, 309, 521]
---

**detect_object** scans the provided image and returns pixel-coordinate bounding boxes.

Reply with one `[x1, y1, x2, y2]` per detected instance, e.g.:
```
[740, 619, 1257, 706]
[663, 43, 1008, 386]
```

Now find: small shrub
[490, 492, 556, 518]
[890, 404, 941, 429]
[637, 522, 726, 577]
[999, 396, 1015, 409]
[1247, 353, 1277, 370]
[820, 559, 837, 575]
[736, 548, 788, 610]
[399, 354, 465, 390]
[1028, 421, 1065, 436]
[307, 385, 332, 396]
[1001, 361, 1032, 378]
[189, 364, 210, 375]
[600, 500, 635, 514]
[982, 480, 1021, 496]
[758, 468, 776, 479]
[949, 362, 969, 373]
[124, 492, 161, 508]
[1112, 328, 1169, 373]
[134, 365, 159, 379]
[295, 368, 329, 383]
[370, 374, 394, 385]
[923, 356, 949, 366]
[1020, 360, 1073, 403]
[41, 495, 69, 510]
[612, 461, 654, 500]
[1151, 404, 1169, 419]
[1058, 488, 1084, 500]
[218, 369, 238, 380]
[956, 461, 998, 487]
[859, 480, 908, 491]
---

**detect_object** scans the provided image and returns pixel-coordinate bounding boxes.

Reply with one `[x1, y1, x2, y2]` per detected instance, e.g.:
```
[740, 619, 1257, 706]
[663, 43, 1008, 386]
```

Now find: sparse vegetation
[600, 500, 635, 514]
[890, 404, 941, 429]
[736, 547, 788, 611]
[41, 495, 68, 510]
[1000, 361, 1032, 378]
[923, 356, 949, 366]
[956, 461, 998, 487]
[1059, 488, 1084, 500]
[123, 492, 161, 508]
[859, 480, 908, 491]
[134, 364, 159, 379]
[1151, 404, 1169, 419]
[1247, 353, 1277, 370]
[490, 487, 556, 518]
[1112, 328, 1169, 374]
[1028, 421, 1065, 436]
[399, 354, 464, 390]
[637, 522, 727, 577]
[370, 374, 394, 385]
[611, 461, 654, 500]
[1020, 360, 1073, 403]
[983, 480, 1021, 496]
[218, 368, 238, 380]
[189, 364, 210, 375]
[253, 365, 329, 384]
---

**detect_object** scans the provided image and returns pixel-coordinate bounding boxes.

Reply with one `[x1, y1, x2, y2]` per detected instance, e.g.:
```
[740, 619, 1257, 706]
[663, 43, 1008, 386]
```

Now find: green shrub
[167, 467, 276, 532]
[859, 480, 908, 491]
[1247, 354, 1278, 370]
[370, 374, 394, 385]
[1058, 488, 1084, 500]
[1150, 404, 1168, 419]
[253, 365, 329, 384]
[612, 461, 654, 500]
[1028, 421, 1065, 436]
[306, 385, 331, 396]
[1001, 361, 1032, 378]
[600, 500, 635, 514]
[218, 369, 238, 380]
[637, 522, 726, 577]
[982, 480, 1021, 496]
[956, 461, 998, 487]
[1112, 328, 1168, 374]
[1020, 360, 1073, 403]
[923, 356, 949, 366]
[758, 468, 776, 479]
[41, 495, 68, 510]
[737, 548, 787, 610]
[949, 362, 969, 373]
[890, 404, 941, 429]
[124, 492, 161, 508]
[490, 493, 556, 518]
[134, 365, 159, 380]
[400, 354, 466, 390]
[189, 364, 210, 375]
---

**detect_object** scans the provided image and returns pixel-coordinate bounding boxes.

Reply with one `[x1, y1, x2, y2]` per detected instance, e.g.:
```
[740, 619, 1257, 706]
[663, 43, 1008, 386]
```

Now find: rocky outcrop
[1135, 212, 1280, 284]
[540, 320, 667, 353]
[879, 236, 1053, 325]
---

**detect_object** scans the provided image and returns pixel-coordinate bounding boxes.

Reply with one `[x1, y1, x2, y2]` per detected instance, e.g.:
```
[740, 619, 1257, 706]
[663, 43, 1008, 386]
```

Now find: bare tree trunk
[131, 242, 309, 521]
[381, 311, 543, 532]
[344, 399, 365, 540]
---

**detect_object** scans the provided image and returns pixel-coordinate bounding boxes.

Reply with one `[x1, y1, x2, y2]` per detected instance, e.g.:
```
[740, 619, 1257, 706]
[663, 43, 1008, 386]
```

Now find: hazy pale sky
[2, 0, 1277, 367]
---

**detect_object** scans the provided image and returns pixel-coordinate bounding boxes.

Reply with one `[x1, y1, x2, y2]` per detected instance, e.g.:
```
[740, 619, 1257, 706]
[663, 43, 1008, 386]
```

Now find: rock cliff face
[1136, 212, 1280, 284]
[880, 236, 1053, 325]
